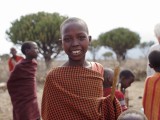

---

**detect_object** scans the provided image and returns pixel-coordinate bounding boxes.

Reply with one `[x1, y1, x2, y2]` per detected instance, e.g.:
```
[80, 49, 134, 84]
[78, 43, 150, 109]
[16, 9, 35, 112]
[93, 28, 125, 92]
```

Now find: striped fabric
[41, 65, 121, 120]
[143, 73, 160, 120]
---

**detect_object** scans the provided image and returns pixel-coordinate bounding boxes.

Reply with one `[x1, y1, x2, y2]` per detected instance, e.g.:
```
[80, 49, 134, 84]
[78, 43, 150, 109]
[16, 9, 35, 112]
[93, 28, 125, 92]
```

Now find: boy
[117, 109, 148, 120]
[118, 69, 135, 107]
[7, 41, 40, 120]
[143, 50, 160, 120]
[103, 68, 127, 111]
[41, 17, 122, 120]
[146, 23, 160, 77]
[8, 47, 24, 72]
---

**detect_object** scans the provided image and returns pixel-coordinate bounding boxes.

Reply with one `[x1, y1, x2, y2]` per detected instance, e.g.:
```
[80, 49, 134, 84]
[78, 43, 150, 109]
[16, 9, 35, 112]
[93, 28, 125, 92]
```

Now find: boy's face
[61, 22, 91, 61]
[27, 42, 39, 59]
[104, 71, 114, 87]
[121, 77, 134, 89]
[10, 48, 17, 56]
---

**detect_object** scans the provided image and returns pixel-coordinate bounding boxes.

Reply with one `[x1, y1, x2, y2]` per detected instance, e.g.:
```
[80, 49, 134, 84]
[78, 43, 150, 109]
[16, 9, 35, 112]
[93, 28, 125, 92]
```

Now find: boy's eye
[63, 37, 72, 42]
[78, 36, 86, 40]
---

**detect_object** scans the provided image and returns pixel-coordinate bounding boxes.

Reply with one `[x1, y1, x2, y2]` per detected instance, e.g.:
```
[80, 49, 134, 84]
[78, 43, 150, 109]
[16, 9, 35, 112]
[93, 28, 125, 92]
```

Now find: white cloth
[146, 43, 160, 77]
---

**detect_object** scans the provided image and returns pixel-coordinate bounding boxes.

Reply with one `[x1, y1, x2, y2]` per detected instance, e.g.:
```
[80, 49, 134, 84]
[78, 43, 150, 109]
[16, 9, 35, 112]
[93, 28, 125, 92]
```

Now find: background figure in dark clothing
[7, 41, 40, 120]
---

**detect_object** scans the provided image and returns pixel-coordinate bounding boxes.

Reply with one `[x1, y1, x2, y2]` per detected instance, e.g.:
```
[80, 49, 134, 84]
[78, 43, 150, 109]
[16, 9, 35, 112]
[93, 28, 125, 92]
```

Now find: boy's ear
[59, 39, 62, 43]
[89, 36, 92, 42]
[25, 49, 30, 55]
[59, 39, 63, 48]
[149, 63, 153, 68]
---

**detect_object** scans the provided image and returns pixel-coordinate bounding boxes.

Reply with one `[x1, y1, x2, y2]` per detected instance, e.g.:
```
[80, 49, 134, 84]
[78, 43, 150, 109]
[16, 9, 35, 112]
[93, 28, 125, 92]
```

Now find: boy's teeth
[72, 50, 80, 54]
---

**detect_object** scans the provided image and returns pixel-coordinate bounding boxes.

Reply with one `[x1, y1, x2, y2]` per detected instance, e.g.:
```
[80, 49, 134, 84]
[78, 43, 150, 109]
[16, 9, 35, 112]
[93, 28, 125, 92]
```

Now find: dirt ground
[0, 81, 145, 120]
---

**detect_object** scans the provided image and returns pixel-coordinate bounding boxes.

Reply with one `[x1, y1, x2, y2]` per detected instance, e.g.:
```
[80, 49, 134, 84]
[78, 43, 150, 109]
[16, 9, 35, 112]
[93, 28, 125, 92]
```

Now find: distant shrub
[0, 58, 147, 82]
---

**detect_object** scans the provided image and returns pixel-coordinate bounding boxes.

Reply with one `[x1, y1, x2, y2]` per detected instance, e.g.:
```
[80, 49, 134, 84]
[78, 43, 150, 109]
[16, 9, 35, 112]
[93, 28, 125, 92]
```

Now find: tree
[0, 54, 10, 61]
[139, 41, 155, 58]
[103, 51, 113, 60]
[99, 27, 140, 62]
[88, 39, 100, 61]
[6, 12, 68, 68]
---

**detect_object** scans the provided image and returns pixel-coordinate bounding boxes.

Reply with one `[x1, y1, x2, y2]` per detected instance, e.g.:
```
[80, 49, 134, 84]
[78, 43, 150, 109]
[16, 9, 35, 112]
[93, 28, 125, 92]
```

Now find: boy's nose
[72, 39, 79, 46]
[37, 49, 40, 53]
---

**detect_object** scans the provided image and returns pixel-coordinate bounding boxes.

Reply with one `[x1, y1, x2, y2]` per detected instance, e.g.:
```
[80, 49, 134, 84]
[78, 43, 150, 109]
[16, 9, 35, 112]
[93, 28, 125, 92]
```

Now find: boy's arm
[124, 90, 129, 108]
[8, 58, 13, 72]
[142, 78, 149, 109]
[116, 91, 128, 111]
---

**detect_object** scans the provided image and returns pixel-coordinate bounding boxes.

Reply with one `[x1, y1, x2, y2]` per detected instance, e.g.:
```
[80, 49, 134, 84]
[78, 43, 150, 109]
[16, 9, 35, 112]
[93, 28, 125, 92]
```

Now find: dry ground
[0, 80, 145, 120]
[0, 58, 147, 119]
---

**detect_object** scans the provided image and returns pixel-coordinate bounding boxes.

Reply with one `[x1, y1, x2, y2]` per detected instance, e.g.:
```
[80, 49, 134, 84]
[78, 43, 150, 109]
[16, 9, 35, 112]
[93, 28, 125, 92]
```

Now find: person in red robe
[41, 17, 122, 120]
[8, 47, 24, 72]
[103, 68, 128, 111]
[7, 41, 40, 120]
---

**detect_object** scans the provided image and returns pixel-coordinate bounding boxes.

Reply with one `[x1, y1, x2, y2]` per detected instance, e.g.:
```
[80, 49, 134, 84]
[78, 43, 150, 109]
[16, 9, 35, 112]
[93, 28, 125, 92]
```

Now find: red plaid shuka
[7, 59, 40, 120]
[42, 63, 122, 120]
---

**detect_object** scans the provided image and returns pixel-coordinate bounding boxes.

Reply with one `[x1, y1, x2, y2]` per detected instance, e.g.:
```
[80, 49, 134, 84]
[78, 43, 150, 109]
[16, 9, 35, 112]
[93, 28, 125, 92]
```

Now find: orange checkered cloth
[41, 66, 122, 120]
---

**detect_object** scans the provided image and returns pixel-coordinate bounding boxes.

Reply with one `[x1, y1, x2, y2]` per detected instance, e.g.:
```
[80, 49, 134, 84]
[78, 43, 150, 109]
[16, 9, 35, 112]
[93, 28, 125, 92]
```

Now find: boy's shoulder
[91, 62, 103, 69]
[90, 62, 104, 76]
[115, 89, 124, 98]
[149, 43, 160, 51]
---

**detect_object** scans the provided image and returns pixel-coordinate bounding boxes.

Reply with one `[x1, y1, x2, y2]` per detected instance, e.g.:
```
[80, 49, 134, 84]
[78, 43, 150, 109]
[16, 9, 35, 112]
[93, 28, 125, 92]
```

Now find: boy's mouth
[71, 50, 81, 55]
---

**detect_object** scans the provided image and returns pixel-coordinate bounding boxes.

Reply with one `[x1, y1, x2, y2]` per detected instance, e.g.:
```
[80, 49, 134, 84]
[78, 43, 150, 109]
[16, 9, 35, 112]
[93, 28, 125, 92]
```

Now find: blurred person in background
[7, 41, 40, 120]
[8, 47, 23, 72]
[103, 68, 128, 111]
[117, 69, 135, 108]
[143, 50, 160, 120]
[146, 23, 160, 77]
[117, 109, 148, 120]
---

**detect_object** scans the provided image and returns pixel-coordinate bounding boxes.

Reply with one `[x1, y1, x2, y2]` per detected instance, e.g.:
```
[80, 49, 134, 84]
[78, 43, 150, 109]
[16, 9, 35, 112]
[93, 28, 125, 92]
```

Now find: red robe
[103, 88, 127, 111]
[42, 65, 122, 120]
[7, 59, 40, 120]
[8, 55, 24, 72]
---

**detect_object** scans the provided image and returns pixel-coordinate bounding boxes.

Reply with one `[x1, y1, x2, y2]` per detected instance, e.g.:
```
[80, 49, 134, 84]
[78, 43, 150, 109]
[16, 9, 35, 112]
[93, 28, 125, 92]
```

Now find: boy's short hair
[119, 69, 135, 79]
[154, 23, 160, 37]
[21, 41, 33, 55]
[10, 47, 16, 52]
[60, 17, 89, 34]
[10, 47, 17, 54]
[103, 68, 114, 87]
[117, 109, 147, 120]
[148, 50, 160, 71]
[104, 68, 114, 80]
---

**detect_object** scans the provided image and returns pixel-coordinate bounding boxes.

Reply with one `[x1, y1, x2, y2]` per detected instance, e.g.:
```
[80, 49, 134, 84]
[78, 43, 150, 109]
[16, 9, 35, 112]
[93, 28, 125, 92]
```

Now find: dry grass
[0, 58, 147, 119]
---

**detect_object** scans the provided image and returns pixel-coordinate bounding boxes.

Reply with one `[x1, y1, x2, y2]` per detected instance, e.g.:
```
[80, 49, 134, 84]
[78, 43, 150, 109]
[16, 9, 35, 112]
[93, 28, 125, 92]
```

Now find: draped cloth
[103, 88, 127, 111]
[41, 66, 122, 120]
[7, 59, 40, 120]
[143, 73, 160, 120]
[8, 55, 24, 72]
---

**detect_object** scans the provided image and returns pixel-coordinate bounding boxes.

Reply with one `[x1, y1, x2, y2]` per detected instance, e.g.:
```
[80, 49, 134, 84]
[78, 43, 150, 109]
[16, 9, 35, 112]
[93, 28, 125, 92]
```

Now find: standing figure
[103, 68, 128, 111]
[8, 47, 23, 72]
[41, 17, 122, 120]
[118, 69, 135, 107]
[143, 50, 160, 120]
[146, 23, 160, 77]
[7, 41, 40, 120]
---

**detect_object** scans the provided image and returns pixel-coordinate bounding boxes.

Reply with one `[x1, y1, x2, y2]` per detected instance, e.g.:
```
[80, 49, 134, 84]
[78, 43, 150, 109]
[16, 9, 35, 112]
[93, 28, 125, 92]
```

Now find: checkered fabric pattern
[42, 66, 121, 120]
[102, 95, 122, 120]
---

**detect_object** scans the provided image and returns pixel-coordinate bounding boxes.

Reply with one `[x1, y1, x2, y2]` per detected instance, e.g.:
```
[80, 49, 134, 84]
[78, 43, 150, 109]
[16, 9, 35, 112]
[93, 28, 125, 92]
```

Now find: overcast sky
[1, 0, 160, 55]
